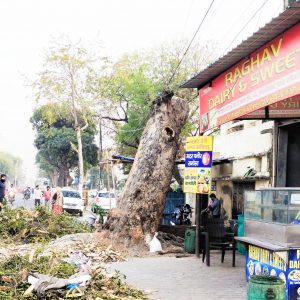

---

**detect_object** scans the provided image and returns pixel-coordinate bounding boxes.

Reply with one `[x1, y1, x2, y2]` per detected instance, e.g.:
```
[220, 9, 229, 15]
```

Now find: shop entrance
[276, 121, 300, 187]
[232, 181, 255, 219]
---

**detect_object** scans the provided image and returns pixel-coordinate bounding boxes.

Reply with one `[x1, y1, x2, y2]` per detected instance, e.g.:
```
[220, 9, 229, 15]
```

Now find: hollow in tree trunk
[107, 91, 189, 243]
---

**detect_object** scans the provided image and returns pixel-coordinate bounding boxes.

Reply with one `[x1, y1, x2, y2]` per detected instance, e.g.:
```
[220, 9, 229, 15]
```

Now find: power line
[223, 0, 270, 55]
[167, 0, 215, 86]
[219, 0, 259, 45]
[110, 0, 216, 146]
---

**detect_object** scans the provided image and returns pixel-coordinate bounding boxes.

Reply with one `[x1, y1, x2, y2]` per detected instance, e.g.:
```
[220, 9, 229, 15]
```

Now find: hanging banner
[184, 136, 213, 194]
[199, 23, 300, 132]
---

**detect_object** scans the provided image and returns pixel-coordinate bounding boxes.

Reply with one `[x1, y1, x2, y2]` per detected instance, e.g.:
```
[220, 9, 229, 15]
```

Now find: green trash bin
[184, 229, 196, 254]
[237, 214, 246, 255]
[247, 276, 285, 300]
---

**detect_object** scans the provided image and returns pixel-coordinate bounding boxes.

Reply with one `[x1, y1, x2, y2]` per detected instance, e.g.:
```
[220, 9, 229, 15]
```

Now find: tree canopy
[0, 152, 23, 184]
[33, 42, 106, 188]
[31, 102, 98, 186]
[99, 39, 217, 156]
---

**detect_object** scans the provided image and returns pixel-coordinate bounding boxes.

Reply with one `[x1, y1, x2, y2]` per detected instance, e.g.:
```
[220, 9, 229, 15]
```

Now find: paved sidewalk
[110, 253, 247, 300]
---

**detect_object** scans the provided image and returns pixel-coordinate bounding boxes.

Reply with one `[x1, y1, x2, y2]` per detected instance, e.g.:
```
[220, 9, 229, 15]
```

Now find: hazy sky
[0, 0, 283, 181]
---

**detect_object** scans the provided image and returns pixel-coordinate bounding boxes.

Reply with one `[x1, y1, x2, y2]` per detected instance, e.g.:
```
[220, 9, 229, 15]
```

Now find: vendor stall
[237, 188, 300, 299]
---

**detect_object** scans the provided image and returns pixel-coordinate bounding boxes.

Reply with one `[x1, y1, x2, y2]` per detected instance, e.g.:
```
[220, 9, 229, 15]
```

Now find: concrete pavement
[110, 253, 247, 300]
[11, 193, 247, 299]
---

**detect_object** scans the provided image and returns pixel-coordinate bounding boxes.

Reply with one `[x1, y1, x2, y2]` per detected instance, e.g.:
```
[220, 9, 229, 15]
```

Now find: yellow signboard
[184, 136, 213, 194]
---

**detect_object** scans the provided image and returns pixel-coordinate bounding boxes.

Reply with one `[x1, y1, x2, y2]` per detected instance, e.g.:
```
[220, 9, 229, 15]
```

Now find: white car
[95, 191, 116, 210]
[62, 189, 85, 216]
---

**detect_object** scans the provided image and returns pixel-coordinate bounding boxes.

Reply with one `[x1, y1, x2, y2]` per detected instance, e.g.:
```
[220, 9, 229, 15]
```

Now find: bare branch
[119, 99, 128, 121]
[100, 123, 118, 134]
[122, 140, 139, 149]
[70, 141, 79, 153]
[102, 116, 128, 122]
[81, 115, 89, 131]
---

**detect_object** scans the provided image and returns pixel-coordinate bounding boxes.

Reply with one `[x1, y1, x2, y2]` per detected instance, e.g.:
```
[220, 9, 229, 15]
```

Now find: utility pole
[106, 152, 111, 209]
[111, 160, 116, 198]
[98, 115, 103, 191]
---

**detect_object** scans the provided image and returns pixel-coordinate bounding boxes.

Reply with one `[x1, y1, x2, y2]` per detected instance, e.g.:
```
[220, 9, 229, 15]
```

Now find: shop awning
[182, 3, 300, 133]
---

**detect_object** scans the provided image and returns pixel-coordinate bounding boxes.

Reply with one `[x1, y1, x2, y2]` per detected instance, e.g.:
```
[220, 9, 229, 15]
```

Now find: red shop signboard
[200, 23, 300, 132]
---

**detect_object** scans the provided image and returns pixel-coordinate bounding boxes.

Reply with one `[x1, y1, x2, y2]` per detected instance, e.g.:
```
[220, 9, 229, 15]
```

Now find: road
[9, 192, 95, 224]
[9, 192, 35, 209]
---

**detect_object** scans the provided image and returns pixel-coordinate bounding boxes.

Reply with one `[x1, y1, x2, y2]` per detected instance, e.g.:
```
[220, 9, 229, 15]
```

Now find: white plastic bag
[149, 232, 162, 252]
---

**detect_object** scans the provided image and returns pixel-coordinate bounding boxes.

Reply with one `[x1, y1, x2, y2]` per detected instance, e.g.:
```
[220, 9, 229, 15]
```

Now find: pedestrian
[34, 185, 42, 207]
[208, 193, 221, 219]
[51, 187, 64, 214]
[0, 174, 6, 211]
[43, 185, 52, 209]
[7, 183, 16, 206]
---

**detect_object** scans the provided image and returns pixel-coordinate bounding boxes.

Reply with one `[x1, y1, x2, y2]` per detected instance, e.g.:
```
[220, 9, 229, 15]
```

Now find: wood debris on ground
[0, 240, 147, 299]
[0, 206, 147, 299]
[156, 231, 184, 248]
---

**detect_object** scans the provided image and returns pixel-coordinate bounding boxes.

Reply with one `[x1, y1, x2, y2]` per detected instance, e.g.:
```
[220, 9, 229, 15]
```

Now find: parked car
[94, 191, 116, 210]
[62, 188, 85, 216]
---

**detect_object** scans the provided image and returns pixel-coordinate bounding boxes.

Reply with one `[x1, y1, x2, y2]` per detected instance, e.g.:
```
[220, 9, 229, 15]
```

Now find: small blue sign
[185, 151, 212, 168]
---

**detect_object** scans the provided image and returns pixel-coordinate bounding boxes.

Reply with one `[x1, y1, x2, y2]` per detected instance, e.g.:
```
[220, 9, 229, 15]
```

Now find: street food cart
[236, 188, 300, 299]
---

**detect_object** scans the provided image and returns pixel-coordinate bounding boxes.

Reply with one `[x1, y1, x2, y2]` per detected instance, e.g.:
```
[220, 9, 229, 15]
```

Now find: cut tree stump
[106, 91, 189, 243]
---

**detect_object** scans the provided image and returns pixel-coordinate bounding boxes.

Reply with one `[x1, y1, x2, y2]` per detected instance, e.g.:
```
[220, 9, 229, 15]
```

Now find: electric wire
[167, 0, 215, 86]
[218, 0, 259, 47]
[108, 0, 217, 146]
[223, 0, 271, 55]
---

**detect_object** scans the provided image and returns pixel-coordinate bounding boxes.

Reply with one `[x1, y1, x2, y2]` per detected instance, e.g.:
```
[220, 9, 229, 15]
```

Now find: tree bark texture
[107, 91, 189, 242]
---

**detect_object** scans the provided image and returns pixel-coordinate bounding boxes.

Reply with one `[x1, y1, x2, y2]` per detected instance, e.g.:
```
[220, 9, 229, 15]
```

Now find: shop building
[183, 2, 300, 298]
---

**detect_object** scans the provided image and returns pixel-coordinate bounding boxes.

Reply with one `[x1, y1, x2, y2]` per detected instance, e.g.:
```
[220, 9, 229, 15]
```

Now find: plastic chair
[201, 219, 236, 267]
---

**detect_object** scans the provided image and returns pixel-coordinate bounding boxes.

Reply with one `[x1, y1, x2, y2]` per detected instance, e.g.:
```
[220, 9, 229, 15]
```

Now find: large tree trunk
[107, 91, 189, 243]
[57, 164, 69, 187]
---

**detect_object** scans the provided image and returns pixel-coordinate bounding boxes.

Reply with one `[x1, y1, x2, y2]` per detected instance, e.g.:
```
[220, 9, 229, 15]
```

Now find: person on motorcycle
[23, 187, 31, 200]
[7, 183, 16, 205]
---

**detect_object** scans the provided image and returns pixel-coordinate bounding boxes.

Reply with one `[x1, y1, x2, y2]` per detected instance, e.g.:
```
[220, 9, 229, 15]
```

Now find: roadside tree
[31, 103, 98, 187]
[33, 42, 106, 189]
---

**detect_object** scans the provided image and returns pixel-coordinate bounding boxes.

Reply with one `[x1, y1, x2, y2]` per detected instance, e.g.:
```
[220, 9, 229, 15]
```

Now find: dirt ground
[110, 253, 247, 300]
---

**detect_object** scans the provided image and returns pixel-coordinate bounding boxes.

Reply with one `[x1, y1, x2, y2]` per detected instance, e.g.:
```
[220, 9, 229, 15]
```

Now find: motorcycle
[24, 192, 30, 200]
[8, 192, 15, 206]
[23, 188, 31, 200]
[171, 204, 193, 225]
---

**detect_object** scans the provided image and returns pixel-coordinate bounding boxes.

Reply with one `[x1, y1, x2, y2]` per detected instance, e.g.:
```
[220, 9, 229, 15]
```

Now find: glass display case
[244, 188, 300, 224]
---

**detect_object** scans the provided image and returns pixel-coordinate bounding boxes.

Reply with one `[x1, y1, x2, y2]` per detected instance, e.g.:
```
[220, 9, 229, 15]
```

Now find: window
[63, 191, 81, 198]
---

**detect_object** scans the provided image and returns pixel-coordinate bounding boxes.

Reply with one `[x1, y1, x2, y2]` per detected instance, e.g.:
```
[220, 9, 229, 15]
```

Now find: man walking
[208, 193, 221, 219]
[0, 174, 6, 211]
[34, 185, 42, 207]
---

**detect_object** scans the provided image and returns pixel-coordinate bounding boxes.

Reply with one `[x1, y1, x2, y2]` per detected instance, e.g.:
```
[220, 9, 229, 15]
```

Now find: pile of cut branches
[0, 207, 91, 244]
[0, 248, 147, 299]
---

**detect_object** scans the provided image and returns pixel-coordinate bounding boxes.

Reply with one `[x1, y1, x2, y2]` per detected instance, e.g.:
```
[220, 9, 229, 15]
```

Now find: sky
[0, 0, 283, 183]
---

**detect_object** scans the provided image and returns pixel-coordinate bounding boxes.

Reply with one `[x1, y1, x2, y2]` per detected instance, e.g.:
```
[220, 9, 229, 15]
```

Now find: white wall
[231, 155, 270, 178]
[213, 120, 273, 159]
